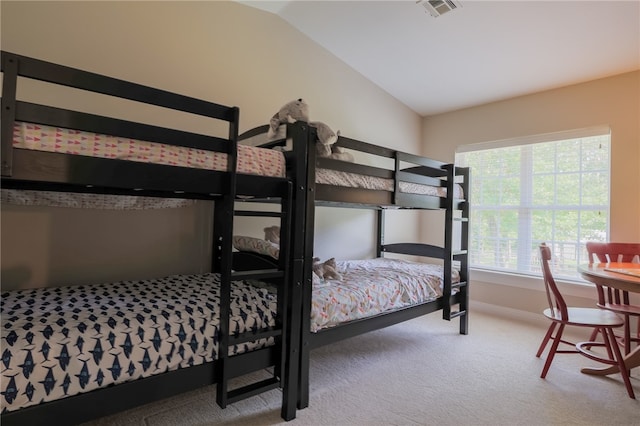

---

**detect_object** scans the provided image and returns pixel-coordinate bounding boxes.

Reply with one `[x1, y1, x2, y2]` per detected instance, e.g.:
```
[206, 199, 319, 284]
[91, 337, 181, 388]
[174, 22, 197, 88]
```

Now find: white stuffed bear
[268, 98, 310, 139]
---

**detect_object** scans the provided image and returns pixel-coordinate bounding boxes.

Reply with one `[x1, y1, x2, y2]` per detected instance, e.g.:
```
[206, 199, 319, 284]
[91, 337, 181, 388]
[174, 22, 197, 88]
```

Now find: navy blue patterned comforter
[0, 273, 277, 413]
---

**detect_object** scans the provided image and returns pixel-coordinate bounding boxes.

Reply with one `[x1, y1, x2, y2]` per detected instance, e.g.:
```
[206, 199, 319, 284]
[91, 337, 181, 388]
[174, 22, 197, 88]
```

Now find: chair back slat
[586, 242, 640, 264]
[539, 243, 568, 321]
[586, 242, 640, 306]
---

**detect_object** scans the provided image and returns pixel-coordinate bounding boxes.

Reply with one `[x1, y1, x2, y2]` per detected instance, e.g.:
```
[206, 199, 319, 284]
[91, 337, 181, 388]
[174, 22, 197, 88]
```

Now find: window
[455, 127, 610, 281]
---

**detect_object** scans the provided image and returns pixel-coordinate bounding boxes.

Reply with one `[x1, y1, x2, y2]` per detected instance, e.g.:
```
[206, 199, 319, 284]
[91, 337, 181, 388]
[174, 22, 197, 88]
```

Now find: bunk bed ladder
[442, 165, 470, 335]
[214, 184, 294, 410]
[455, 166, 470, 334]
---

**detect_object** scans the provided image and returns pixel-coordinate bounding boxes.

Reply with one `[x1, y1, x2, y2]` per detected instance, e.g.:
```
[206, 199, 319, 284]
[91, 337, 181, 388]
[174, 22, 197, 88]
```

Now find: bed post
[376, 209, 385, 258]
[1, 52, 18, 177]
[212, 107, 239, 409]
[286, 122, 317, 410]
[277, 181, 300, 421]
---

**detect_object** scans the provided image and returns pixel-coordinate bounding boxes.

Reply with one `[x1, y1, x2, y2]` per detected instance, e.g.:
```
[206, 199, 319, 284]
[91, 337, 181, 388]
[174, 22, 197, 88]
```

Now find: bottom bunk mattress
[0, 273, 277, 413]
[311, 258, 459, 332]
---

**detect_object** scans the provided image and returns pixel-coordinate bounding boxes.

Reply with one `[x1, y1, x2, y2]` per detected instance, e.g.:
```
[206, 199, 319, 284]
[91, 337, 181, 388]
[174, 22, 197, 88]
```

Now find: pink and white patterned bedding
[13, 122, 286, 178]
[316, 169, 464, 198]
[4, 122, 287, 209]
[0, 273, 277, 413]
[240, 125, 463, 199]
[310, 258, 459, 332]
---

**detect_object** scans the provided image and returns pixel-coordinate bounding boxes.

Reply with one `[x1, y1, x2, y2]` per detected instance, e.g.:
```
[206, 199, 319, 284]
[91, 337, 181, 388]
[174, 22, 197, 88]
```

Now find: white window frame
[456, 125, 611, 285]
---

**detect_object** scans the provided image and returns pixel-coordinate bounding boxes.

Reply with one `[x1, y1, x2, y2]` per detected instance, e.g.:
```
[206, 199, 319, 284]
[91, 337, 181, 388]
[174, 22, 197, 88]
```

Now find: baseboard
[469, 300, 638, 341]
[470, 300, 545, 327]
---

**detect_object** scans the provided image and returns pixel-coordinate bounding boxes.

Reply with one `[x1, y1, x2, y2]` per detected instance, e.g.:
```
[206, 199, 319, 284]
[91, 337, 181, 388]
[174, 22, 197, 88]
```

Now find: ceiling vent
[417, 0, 462, 18]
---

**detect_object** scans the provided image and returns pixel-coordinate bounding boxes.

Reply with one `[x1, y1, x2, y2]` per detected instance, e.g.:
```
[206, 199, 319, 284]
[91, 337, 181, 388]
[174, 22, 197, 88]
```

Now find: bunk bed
[0, 52, 301, 425]
[238, 121, 470, 410]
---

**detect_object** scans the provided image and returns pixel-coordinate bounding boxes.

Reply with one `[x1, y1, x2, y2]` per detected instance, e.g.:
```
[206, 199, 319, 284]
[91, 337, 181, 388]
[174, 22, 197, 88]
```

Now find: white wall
[0, 1, 421, 289]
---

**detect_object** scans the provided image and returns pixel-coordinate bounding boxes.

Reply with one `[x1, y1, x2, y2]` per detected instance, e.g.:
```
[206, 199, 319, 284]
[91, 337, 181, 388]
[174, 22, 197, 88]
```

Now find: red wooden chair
[536, 243, 634, 398]
[586, 242, 640, 355]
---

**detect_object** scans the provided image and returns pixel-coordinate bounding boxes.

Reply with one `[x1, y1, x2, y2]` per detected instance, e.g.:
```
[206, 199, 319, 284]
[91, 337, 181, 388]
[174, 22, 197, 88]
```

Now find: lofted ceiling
[238, 1, 640, 116]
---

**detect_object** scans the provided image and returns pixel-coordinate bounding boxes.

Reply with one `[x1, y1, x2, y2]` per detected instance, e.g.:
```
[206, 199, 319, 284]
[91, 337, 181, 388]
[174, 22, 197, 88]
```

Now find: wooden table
[578, 262, 640, 375]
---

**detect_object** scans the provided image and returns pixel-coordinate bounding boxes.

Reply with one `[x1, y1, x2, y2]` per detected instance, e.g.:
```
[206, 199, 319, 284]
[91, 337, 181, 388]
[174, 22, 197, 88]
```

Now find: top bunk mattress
[3, 122, 288, 209]
[240, 124, 464, 200]
[316, 168, 464, 199]
[12, 122, 286, 178]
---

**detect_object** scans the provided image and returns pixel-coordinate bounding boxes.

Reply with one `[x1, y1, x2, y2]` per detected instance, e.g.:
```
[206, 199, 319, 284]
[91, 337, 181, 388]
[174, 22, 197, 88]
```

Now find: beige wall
[0, 1, 421, 290]
[3, 0, 636, 321]
[421, 71, 640, 314]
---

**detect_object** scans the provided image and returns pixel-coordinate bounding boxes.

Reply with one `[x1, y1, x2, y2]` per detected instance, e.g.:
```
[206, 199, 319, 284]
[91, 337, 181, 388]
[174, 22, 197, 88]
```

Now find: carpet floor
[85, 308, 639, 426]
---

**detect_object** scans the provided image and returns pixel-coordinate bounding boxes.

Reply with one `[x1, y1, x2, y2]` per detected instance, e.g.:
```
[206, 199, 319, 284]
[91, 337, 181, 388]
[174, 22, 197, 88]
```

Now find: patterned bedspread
[240, 124, 464, 199]
[316, 169, 464, 199]
[0, 273, 277, 413]
[13, 122, 286, 177]
[4, 122, 287, 209]
[310, 258, 459, 332]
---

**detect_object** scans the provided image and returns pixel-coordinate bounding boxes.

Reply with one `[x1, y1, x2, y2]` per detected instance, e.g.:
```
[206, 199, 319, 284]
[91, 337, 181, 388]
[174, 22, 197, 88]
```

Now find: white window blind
[455, 127, 611, 281]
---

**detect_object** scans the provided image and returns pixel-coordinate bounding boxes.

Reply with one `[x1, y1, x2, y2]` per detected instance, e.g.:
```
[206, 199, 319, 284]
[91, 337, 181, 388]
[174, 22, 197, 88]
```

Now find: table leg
[581, 347, 640, 376]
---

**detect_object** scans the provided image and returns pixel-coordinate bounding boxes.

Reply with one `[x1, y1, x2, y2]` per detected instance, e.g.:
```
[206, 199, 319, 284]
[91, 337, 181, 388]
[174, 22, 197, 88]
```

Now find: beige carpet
[85, 308, 639, 426]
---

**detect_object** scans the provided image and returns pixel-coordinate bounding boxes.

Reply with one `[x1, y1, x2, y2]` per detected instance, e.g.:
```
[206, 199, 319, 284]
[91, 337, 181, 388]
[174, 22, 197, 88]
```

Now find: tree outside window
[456, 129, 610, 281]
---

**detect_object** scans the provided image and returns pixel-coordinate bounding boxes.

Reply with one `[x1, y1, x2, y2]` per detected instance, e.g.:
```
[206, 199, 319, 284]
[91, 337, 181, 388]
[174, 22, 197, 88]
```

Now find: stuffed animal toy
[267, 100, 347, 160]
[312, 257, 342, 281]
[268, 98, 310, 139]
[327, 145, 354, 162]
[308, 122, 354, 161]
[309, 121, 339, 158]
[263, 226, 280, 245]
[315, 139, 332, 157]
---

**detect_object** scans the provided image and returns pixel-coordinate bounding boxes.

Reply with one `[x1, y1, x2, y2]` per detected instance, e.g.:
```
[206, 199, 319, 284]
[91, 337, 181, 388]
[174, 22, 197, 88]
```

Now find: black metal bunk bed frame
[0, 52, 300, 424]
[242, 121, 470, 410]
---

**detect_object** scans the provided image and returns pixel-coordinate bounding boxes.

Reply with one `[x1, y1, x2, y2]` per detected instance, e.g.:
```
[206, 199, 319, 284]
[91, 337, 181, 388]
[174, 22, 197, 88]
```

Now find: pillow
[233, 236, 279, 259]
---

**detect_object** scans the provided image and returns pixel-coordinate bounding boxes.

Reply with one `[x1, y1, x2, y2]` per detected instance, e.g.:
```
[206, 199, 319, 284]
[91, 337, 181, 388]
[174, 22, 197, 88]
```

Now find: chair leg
[537, 322, 557, 358]
[623, 315, 631, 355]
[584, 327, 605, 351]
[605, 328, 635, 399]
[541, 323, 565, 378]
[600, 327, 615, 360]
